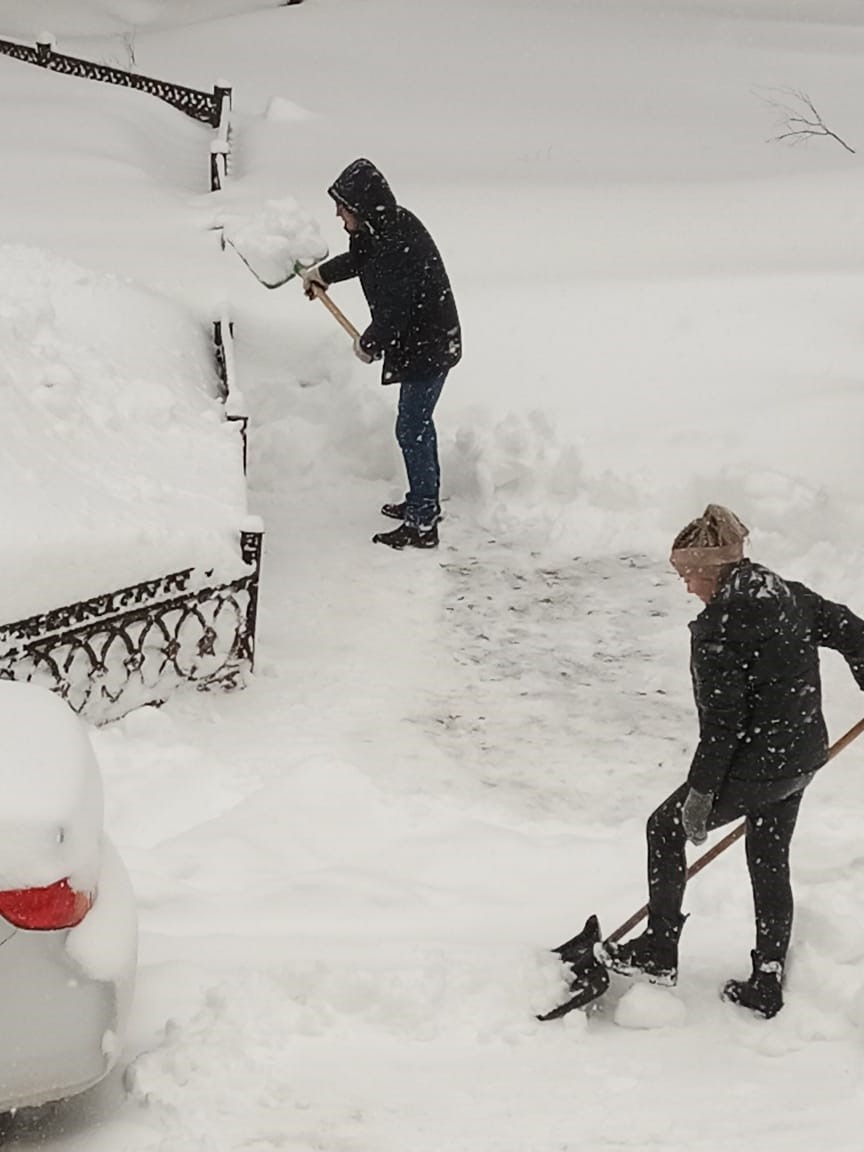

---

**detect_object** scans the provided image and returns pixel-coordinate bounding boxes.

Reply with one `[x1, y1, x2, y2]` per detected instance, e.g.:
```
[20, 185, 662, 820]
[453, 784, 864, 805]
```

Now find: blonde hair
[670, 504, 749, 571]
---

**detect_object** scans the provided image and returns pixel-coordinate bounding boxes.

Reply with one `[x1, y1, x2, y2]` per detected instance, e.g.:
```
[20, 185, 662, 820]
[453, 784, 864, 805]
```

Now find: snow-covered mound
[0, 38, 222, 305]
[0, 245, 248, 621]
[1, 1, 289, 37]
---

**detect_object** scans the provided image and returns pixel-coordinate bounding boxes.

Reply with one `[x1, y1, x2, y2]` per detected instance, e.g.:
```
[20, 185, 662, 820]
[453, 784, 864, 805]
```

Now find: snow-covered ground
[0, 246, 248, 619]
[2, 1, 864, 1148]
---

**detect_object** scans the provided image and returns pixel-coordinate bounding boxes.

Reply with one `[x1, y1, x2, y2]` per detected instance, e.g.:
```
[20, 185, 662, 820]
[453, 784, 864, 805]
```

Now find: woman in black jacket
[302, 159, 461, 550]
[601, 505, 864, 1017]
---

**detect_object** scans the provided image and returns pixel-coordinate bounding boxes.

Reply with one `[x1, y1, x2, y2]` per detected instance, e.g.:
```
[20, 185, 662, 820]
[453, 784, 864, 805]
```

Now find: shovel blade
[553, 913, 602, 967]
[537, 961, 610, 1021]
[538, 913, 610, 1021]
[225, 237, 299, 288]
[217, 198, 328, 289]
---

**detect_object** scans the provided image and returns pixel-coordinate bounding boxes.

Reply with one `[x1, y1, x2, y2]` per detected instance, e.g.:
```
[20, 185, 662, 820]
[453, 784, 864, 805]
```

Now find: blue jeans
[395, 373, 447, 526]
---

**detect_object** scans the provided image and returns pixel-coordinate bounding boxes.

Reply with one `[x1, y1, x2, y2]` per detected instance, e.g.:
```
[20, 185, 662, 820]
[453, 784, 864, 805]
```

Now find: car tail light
[0, 879, 94, 930]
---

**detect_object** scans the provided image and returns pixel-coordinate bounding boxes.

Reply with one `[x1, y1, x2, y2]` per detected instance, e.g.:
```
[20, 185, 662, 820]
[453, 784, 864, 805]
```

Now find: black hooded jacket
[687, 560, 864, 794]
[318, 159, 461, 385]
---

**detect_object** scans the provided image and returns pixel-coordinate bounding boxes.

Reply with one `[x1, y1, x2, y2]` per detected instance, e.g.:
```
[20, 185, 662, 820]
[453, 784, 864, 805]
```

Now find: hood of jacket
[328, 159, 397, 230]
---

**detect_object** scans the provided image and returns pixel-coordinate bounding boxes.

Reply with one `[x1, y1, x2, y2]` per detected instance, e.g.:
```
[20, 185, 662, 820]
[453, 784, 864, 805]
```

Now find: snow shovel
[305, 281, 361, 342]
[230, 236, 361, 341]
[538, 714, 864, 1022]
[217, 197, 328, 289]
[215, 203, 360, 341]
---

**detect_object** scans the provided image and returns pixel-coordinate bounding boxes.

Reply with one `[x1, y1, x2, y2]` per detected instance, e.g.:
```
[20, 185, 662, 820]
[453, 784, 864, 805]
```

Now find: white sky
[2, 1, 864, 1149]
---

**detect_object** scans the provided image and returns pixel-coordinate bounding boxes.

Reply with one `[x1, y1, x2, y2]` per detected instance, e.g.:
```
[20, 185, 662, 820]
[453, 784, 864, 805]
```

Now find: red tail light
[0, 879, 93, 930]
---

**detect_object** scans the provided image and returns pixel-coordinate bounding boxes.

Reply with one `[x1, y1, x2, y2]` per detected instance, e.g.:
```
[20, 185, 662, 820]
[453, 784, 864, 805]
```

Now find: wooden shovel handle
[609, 714, 864, 943]
[310, 283, 361, 341]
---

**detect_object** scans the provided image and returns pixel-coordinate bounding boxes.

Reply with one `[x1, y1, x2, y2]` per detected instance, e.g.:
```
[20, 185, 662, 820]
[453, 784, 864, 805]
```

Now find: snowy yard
[1, 0, 864, 1149]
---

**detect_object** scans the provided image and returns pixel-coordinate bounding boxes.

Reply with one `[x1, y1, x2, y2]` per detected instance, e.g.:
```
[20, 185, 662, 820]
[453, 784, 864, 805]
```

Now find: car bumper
[0, 928, 119, 1112]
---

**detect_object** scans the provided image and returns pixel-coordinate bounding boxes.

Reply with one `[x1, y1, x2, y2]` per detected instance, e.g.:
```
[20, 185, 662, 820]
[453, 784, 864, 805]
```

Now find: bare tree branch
[753, 86, 855, 154]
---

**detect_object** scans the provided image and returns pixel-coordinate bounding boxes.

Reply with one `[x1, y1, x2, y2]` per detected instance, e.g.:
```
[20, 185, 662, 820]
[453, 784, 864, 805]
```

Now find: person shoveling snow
[543, 504, 864, 1022]
[300, 159, 462, 551]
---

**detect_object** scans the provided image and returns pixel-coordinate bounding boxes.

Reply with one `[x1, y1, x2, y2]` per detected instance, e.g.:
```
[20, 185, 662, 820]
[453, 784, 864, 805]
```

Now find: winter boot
[721, 951, 784, 1019]
[595, 911, 686, 986]
[380, 501, 442, 525]
[372, 522, 439, 550]
[380, 501, 407, 521]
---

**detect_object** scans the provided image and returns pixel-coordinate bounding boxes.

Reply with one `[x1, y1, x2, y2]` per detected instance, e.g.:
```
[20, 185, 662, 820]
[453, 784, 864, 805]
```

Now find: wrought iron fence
[0, 531, 263, 726]
[0, 28, 263, 724]
[0, 34, 222, 125]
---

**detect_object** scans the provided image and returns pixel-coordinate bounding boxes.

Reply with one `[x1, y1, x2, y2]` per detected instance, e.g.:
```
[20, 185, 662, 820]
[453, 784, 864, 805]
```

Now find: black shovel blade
[553, 913, 603, 967]
[537, 961, 610, 1021]
[538, 913, 610, 1021]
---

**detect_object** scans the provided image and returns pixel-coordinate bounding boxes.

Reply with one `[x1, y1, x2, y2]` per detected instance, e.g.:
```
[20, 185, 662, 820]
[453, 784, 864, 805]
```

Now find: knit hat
[670, 504, 749, 572]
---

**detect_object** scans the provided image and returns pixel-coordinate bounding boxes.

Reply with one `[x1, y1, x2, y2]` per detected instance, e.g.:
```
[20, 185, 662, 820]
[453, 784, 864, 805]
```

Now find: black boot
[380, 501, 407, 520]
[722, 951, 784, 1019]
[372, 522, 439, 550]
[381, 501, 442, 525]
[595, 911, 686, 986]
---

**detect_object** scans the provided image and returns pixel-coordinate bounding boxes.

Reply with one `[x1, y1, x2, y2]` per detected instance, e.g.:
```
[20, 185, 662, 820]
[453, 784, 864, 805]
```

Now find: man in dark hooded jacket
[302, 159, 461, 550]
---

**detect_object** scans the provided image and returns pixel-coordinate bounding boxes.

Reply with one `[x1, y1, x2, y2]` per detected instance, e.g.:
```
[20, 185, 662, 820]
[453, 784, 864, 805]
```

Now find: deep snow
[0, 246, 248, 619]
[1, 1, 864, 1149]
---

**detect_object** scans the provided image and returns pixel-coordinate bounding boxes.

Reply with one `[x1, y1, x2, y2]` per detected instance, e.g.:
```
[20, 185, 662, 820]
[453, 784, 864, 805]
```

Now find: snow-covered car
[0, 680, 137, 1113]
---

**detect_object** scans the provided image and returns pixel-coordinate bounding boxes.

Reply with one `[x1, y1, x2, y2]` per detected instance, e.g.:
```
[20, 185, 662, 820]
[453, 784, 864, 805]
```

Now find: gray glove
[300, 264, 327, 299]
[681, 788, 714, 845]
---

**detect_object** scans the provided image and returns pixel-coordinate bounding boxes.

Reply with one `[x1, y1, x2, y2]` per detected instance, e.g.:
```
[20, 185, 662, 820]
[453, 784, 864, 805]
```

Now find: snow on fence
[0, 34, 224, 126]
[0, 30, 262, 723]
[0, 531, 262, 726]
[210, 85, 249, 475]
[213, 318, 248, 474]
[210, 84, 232, 191]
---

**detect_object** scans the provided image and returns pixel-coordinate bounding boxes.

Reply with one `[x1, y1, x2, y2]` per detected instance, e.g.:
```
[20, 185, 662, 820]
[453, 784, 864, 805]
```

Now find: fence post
[36, 35, 54, 67]
[212, 320, 227, 399]
[212, 82, 232, 130]
[239, 529, 263, 671]
[228, 416, 248, 475]
[210, 140, 229, 192]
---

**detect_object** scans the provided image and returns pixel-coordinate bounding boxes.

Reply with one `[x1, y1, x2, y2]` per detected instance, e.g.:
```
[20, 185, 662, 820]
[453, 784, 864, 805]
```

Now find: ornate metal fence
[0, 28, 264, 724]
[0, 35, 223, 125]
[0, 531, 263, 726]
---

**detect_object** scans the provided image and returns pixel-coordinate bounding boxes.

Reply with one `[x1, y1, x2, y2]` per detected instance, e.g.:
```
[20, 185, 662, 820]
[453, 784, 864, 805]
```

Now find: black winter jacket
[319, 159, 461, 386]
[687, 560, 864, 794]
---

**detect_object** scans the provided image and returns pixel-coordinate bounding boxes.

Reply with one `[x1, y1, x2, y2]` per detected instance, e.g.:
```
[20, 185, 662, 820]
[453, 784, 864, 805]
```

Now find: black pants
[647, 774, 814, 963]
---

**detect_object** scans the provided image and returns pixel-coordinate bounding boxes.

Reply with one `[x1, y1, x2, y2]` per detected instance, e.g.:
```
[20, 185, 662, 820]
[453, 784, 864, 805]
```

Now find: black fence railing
[0, 27, 265, 723]
[0, 531, 263, 725]
[0, 35, 222, 125]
